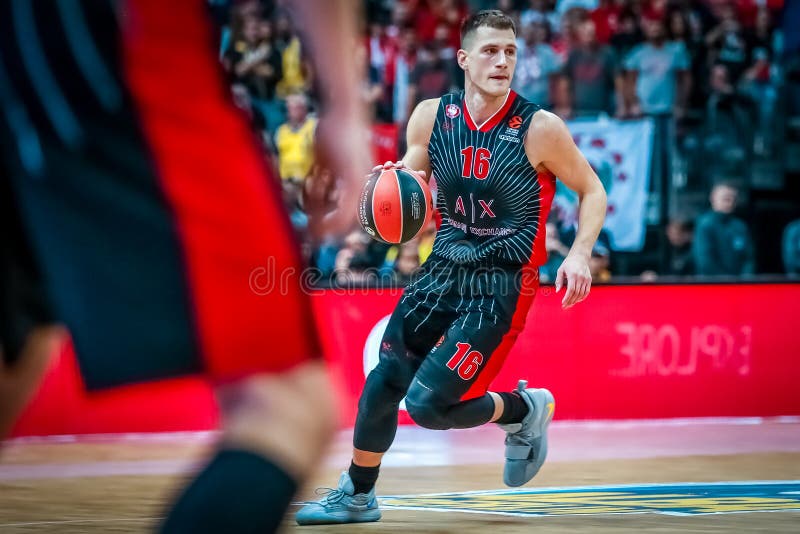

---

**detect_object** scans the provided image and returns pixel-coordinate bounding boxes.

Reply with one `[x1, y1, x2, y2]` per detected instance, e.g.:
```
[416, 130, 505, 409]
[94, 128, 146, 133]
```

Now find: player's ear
[457, 49, 469, 71]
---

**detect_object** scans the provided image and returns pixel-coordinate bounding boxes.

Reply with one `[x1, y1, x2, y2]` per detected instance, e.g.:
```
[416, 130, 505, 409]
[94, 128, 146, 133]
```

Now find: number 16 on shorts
[446, 342, 484, 380]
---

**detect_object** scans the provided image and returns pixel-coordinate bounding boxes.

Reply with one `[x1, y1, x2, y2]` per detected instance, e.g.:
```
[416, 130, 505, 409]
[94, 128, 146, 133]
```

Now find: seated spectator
[541, 221, 570, 283]
[559, 17, 619, 117]
[665, 216, 695, 276]
[512, 21, 562, 108]
[275, 93, 317, 206]
[334, 232, 373, 286]
[692, 182, 755, 276]
[559, 224, 613, 282]
[393, 242, 422, 285]
[705, 63, 754, 165]
[782, 219, 800, 276]
[230, 83, 269, 149]
[588, 231, 612, 282]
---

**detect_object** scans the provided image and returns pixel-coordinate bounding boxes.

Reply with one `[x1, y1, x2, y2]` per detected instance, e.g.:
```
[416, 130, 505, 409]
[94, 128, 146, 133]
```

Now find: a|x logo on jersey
[479, 199, 495, 218]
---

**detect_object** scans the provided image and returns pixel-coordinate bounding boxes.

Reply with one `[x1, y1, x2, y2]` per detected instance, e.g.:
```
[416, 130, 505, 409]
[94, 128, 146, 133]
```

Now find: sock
[495, 391, 530, 425]
[348, 461, 380, 495]
[160, 449, 297, 534]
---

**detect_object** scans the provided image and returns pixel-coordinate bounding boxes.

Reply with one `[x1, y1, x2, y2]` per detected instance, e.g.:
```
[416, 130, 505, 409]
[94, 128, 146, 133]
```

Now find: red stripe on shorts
[121, 0, 321, 380]
[459, 168, 556, 400]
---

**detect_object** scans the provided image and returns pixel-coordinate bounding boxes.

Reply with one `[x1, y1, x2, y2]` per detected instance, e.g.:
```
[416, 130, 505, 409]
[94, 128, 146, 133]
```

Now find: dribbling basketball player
[297, 9, 608, 525]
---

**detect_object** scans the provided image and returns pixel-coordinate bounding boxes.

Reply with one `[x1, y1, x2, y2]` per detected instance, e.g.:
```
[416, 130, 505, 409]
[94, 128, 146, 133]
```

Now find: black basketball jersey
[428, 90, 556, 266]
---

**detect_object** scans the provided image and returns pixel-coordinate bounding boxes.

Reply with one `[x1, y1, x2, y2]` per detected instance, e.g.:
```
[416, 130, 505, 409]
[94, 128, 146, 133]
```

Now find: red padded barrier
[11, 284, 800, 436]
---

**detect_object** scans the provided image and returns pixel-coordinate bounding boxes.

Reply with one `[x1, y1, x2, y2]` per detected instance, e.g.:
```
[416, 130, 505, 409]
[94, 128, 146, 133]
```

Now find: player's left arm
[525, 110, 608, 309]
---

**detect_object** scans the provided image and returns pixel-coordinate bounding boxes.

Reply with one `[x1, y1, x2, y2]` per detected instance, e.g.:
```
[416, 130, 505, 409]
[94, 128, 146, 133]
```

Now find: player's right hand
[371, 161, 427, 182]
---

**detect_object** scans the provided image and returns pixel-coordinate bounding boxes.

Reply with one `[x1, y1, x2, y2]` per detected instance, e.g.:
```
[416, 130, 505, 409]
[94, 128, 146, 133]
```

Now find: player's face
[459, 26, 517, 97]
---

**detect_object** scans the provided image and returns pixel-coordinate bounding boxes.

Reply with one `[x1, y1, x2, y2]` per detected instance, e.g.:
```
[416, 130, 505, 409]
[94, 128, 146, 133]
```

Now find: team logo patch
[445, 104, 461, 118]
[380, 481, 800, 517]
[507, 115, 523, 129]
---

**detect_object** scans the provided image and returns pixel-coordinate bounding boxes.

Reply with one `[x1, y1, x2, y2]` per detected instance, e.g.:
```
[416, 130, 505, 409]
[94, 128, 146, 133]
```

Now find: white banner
[555, 117, 654, 252]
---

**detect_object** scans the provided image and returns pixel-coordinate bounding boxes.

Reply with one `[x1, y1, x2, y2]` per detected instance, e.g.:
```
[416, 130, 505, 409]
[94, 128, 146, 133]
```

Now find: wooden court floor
[1, 419, 799, 533]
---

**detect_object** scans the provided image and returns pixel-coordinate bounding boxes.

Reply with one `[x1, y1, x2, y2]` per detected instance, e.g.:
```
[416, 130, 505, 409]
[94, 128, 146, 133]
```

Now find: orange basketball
[358, 168, 433, 244]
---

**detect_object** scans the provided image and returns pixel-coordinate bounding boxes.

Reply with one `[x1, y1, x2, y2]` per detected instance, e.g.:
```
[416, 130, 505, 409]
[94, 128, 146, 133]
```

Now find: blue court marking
[379, 481, 800, 518]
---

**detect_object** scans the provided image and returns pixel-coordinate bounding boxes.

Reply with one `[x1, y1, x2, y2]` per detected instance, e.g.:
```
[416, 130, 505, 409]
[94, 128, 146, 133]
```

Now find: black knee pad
[353, 366, 410, 452]
[357, 367, 408, 420]
[404, 379, 452, 430]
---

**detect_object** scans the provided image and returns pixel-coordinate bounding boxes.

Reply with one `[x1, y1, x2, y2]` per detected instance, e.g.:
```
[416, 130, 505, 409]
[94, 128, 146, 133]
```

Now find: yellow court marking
[381, 481, 800, 517]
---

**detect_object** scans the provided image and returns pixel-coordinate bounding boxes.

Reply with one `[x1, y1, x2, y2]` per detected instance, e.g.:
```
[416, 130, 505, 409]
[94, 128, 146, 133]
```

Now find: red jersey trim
[463, 90, 517, 132]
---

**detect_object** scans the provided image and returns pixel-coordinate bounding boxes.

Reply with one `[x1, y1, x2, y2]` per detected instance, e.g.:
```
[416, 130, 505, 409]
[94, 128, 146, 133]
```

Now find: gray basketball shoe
[497, 380, 555, 487]
[295, 471, 381, 525]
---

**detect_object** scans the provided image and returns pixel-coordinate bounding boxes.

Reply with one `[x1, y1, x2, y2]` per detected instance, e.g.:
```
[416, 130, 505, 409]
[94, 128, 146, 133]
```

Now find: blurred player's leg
[161, 361, 337, 533]
[0, 327, 63, 440]
[0, 1, 350, 532]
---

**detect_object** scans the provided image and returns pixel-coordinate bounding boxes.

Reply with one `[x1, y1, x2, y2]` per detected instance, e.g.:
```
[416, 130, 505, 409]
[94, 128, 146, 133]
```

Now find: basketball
[358, 168, 433, 244]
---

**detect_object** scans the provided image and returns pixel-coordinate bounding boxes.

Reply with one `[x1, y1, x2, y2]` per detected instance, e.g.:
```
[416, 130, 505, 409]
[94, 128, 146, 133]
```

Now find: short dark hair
[460, 10, 516, 47]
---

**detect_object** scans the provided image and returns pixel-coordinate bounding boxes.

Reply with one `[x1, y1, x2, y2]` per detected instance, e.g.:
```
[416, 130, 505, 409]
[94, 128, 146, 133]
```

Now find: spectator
[335, 232, 373, 286]
[512, 21, 561, 107]
[741, 8, 778, 155]
[275, 12, 311, 98]
[275, 93, 317, 208]
[705, 2, 748, 82]
[559, 224, 612, 282]
[356, 44, 387, 120]
[408, 41, 458, 109]
[705, 63, 753, 164]
[393, 242, 422, 284]
[623, 17, 691, 118]
[521, 0, 561, 36]
[224, 14, 284, 133]
[392, 26, 419, 126]
[609, 8, 643, 65]
[560, 17, 619, 117]
[692, 182, 755, 276]
[230, 83, 269, 148]
[589, 233, 612, 282]
[783, 219, 800, 275]
[664, 216, 695, 275]
[541, 220, 570, 283]
[590, 0, 622, 45]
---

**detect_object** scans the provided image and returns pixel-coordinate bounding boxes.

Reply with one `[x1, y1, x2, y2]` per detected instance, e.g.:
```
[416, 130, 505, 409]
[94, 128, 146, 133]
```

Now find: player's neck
[464, 84, 510, 127]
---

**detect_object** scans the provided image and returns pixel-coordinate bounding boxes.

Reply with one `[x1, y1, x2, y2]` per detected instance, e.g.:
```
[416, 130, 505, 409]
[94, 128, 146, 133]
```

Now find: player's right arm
[374, 98, 439, 183]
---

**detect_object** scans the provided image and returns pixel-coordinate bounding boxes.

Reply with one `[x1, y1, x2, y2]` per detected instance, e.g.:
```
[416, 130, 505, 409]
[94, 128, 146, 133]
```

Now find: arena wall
[11, 284, 800, 437]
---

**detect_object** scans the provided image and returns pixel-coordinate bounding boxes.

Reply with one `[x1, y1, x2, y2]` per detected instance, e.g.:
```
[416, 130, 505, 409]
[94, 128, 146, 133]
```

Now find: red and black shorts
[380, 255, 539, 404]
[0, 0, 319, 389]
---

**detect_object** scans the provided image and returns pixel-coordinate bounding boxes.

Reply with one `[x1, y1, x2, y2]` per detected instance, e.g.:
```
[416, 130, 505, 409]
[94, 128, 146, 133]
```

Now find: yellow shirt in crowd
[275, 117, 317, 181]
[277, 37, 306, 97]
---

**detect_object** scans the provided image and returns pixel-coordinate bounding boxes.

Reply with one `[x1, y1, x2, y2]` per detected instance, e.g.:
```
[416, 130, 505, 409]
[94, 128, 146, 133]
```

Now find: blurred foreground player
[298, 10, 607, 524]
[0, 1, 370, 532]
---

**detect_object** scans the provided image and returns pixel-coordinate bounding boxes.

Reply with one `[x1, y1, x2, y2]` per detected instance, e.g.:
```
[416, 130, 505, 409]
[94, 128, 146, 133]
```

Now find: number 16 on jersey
[461, 146, 492, 180]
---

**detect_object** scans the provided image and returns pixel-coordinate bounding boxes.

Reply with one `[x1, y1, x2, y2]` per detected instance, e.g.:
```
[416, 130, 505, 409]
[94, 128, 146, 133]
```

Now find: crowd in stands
[215, 0, 799, 285]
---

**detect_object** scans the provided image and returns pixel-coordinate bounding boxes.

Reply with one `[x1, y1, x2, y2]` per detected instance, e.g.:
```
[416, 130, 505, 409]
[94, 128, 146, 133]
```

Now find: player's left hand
[555, 254, 592, 309]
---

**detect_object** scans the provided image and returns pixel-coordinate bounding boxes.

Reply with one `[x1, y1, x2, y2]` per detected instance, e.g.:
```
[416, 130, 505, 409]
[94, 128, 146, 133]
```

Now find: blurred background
[210, 0, 798, 286]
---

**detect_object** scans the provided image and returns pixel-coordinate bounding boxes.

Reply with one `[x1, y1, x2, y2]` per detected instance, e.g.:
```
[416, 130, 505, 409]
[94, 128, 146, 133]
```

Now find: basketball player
[0, 1, 369, 532]
[297, 10, 607, 525]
